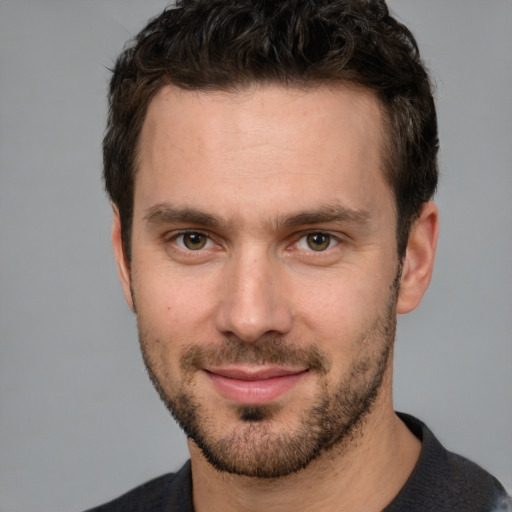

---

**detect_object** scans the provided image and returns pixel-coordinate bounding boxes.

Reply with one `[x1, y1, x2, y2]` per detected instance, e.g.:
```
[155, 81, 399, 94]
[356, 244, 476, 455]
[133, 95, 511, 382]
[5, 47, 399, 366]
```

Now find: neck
[190, 399, 421, 512]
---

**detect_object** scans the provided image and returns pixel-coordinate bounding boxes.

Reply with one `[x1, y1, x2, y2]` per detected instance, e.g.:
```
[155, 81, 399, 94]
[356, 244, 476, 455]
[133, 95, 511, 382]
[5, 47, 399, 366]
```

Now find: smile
[204, 366, 309, 405]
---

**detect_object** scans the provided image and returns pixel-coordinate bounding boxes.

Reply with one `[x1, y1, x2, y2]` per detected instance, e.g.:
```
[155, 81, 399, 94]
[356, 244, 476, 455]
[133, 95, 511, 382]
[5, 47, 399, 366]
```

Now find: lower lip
[206, 371, 307, 405]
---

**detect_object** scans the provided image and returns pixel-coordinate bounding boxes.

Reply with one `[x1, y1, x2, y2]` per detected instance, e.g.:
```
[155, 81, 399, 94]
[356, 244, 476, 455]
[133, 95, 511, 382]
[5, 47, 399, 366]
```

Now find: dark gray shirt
[86, 413, 511, 512]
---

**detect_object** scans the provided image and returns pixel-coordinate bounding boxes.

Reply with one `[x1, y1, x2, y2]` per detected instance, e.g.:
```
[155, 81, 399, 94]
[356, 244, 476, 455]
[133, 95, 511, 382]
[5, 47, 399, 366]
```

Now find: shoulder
[386, 413, 511, 512]
[84, 461, 193, 512]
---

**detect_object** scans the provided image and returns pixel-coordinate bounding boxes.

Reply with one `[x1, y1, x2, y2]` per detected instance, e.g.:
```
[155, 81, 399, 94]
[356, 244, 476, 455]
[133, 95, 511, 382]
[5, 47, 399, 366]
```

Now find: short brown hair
[104, 0, 438, 261]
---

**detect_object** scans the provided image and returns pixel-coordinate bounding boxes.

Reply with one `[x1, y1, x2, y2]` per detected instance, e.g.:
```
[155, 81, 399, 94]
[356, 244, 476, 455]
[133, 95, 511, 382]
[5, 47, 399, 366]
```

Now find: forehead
[135, 84, 391, 222]
[140, 83, 384, 157]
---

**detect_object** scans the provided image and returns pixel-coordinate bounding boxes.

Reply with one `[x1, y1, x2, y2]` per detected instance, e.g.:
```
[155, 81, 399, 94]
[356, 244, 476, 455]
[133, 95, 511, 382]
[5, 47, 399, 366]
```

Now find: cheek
[133, 267, 216, 340]
[294, 268, 395, 358]
[296, 272, 380, 328]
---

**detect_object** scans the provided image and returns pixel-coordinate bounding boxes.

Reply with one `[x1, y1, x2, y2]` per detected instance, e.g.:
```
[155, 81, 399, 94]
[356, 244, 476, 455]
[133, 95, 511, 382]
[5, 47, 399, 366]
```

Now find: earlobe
[112, 206, 135, 311]
[397, 201, 439, 314]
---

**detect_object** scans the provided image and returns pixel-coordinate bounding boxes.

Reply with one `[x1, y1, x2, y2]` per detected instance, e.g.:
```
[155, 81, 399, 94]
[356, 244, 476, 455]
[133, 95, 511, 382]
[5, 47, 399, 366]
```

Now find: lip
[204, 366, 308, 405]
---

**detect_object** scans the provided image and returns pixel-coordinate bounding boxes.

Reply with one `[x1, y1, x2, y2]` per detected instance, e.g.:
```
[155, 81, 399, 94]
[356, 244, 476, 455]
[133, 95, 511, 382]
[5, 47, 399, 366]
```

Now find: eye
[174, 232, 213, 251]
[296, 232, 339, 252]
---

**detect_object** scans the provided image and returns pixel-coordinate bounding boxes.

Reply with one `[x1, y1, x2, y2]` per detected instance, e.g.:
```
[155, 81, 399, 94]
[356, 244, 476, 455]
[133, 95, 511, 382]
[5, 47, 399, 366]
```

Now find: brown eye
[306, 233, 331, 251]
[181, 232, 208, 250]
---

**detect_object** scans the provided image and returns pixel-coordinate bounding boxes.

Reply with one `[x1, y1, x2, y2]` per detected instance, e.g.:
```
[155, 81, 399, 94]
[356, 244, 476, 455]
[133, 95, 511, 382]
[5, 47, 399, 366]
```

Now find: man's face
[120, 85, 404, 477]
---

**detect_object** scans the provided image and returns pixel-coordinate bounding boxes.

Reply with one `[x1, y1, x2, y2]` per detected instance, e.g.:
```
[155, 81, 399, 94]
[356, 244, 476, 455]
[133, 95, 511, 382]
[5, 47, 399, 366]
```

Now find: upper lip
[205, 366, 308, 381]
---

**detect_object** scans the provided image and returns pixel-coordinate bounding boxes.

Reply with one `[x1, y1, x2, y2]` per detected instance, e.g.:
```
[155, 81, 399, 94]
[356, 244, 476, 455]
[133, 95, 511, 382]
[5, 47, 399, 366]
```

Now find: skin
[112, 84, 439, 512]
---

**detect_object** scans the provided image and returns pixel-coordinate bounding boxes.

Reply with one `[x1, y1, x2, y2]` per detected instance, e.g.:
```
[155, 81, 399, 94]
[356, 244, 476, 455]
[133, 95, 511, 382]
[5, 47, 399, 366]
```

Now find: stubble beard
[136, 277, 399, 479]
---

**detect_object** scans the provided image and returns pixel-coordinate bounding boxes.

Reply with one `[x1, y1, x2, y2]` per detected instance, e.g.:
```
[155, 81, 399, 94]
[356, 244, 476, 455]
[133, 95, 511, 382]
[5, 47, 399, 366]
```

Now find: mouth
[204, 366, 309, 405]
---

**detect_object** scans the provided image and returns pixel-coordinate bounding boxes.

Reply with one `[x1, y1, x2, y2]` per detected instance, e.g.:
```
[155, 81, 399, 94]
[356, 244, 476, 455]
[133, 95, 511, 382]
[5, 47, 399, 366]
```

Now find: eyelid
[167, 229, 218, 251]
[164, 228, 346, 254]
[293, 230, 342, 252]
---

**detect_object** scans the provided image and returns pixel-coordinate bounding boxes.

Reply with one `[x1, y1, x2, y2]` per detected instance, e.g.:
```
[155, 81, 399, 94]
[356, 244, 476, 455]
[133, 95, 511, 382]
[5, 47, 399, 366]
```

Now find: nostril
[214, 300, 293, 342]
[213, 255, 293, 340]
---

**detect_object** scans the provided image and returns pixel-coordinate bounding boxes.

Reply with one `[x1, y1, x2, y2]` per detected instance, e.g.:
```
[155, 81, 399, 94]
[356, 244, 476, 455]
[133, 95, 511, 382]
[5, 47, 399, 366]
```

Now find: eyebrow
[143, 202, 371, 230]
[144, 203, 223, 228]
[277, 204, 371, 230]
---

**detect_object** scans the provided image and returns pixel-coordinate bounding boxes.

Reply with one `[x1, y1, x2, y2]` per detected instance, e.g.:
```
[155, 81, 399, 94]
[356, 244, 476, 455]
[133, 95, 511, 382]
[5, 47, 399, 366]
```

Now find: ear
[112, 206, 135, 311]
[397, 201, 439, 314]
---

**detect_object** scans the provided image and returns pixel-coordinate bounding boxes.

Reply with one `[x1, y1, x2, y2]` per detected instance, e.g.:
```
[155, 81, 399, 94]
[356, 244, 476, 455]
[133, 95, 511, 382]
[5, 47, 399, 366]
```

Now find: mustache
[180, 335, 331, 374]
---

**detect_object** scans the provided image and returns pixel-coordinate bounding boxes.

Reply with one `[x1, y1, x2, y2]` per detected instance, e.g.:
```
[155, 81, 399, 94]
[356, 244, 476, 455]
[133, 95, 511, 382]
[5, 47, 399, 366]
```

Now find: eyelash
[294, 232, 340, 252]
[169, 231, 217, 251]
[166, 230, 342, 254]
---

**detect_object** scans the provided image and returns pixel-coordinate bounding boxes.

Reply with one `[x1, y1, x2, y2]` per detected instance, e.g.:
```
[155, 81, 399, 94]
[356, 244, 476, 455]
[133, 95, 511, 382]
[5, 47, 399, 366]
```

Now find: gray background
[1, 1, 511, 510]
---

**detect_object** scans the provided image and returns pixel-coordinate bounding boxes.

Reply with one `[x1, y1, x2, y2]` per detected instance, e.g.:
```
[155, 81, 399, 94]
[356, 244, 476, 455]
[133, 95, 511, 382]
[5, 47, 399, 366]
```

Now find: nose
[214, 248, 293, 342]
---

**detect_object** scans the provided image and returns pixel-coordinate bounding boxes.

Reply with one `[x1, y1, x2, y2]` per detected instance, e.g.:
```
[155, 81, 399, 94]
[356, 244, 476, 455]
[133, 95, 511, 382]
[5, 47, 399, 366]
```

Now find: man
[88, 0, 511, 510]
